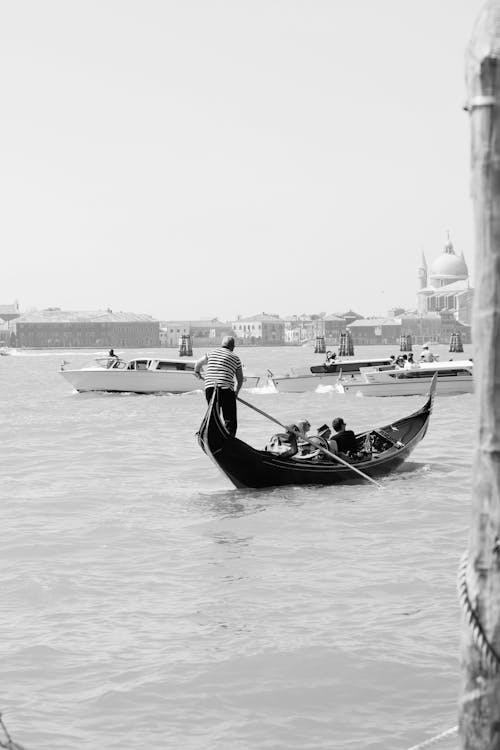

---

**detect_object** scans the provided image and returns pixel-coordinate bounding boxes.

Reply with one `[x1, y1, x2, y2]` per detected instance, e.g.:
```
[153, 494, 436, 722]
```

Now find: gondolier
[194, 336, 243, 436]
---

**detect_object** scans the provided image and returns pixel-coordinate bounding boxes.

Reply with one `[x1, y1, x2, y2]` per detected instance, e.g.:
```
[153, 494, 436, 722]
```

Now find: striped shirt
[203, 347, 242, 390]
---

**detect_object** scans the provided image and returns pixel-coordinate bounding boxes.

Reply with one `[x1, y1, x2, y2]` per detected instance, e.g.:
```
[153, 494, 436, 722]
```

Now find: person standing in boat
[107, 348, 119, 368]
[194, 336, 243, 436]
[420, 344, 435, 362]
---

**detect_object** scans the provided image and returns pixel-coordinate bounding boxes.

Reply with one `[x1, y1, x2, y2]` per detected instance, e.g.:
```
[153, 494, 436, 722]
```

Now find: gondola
[197, 375, 437, 489]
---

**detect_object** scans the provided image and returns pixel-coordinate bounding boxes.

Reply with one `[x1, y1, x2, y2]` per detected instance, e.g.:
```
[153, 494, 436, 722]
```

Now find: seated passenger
[266, 424, 298, 458]
[295, 420, 331, 461]
[329, 417, 358, 457]
[316, 424, 331, 441]
[404, 352, 419, 370]
[308, 425, 333, 461]
[295, 419, 312, 455]
[292, 423, 333, 461]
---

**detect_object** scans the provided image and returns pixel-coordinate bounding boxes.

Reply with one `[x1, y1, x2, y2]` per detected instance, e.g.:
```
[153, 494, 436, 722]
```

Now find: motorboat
[60, 355, 261, 394]
[197, 377, 436, 489]
[269, 356, 393, 393]
[336, 359, 474, 397]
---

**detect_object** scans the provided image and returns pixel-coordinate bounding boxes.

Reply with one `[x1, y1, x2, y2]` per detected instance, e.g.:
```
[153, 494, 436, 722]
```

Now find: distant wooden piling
[459, 2, 500, 746]
[346, 330, 354, 355]
[338, 331, 354, 356]
[449, 331, 464, 353]
[399, 334, 413, 352]
[179, 334, 193, 357]
[314, 335, 326, 354]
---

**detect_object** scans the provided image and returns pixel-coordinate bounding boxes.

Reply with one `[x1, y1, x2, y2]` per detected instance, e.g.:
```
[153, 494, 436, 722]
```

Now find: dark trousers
[205, 387, 237, 436]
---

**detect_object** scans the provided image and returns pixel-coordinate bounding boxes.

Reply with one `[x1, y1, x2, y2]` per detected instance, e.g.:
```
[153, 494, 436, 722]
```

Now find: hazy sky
[1, 0, 485, 321]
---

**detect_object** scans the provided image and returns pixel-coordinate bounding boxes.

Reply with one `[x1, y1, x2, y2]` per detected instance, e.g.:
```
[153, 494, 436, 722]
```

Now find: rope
[404, 725, 457, 750]
[403, 548, 500, 750]
[457, 550, 500, 675]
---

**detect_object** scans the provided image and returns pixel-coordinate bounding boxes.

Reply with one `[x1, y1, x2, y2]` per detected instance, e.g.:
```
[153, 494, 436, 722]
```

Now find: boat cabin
[96, 357, 196, 372]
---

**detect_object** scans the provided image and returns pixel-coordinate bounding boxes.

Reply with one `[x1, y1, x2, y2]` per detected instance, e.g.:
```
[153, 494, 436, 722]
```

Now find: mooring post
[459, 2, 500, 747]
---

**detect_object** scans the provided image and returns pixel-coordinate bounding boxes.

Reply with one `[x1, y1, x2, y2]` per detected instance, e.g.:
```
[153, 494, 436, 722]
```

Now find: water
[0, 345, 473, 749]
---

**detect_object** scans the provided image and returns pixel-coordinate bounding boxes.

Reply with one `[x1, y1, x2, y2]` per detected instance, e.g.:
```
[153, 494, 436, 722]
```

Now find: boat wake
[245, 383, 276, 395]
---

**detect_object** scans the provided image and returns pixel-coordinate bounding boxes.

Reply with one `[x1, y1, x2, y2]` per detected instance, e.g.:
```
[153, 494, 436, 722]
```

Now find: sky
[0, 0, 486, 321]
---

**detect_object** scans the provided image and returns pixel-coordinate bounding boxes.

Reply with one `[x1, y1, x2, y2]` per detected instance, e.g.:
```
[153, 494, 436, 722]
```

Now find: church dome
[428, 237, 468, 280]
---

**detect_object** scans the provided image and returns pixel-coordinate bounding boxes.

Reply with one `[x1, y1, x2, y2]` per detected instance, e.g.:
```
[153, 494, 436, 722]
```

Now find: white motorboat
[335, 360, 474, 397]
[270, 356, 393, 393]
[60, 356, 261, 394]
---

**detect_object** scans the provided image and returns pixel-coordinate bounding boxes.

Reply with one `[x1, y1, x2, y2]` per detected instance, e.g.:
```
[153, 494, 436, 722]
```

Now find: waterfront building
[0, 302, 20, 345]
[232, 313, 285, 345]
[13, 309, 159, 348]
[322, 314, 351, 344]
[347, 312, 470, 347]
[283, 315, 314, 344]
[160, 319, 233, 348]
[159, 321, 191, 348]
[417, 235, 473, 325]
[347, 318, 403, 346]
[400, 311, 470, 345]
[334, 310, 364, 327]
[0, 302, 20, 323]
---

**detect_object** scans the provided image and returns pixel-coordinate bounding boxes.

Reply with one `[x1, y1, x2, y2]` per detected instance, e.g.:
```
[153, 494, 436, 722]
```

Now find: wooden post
[179, 334, 193, 357]
[459, 2, 500, 747]
[314, 335, 326, 353]
[346, 329, 354, 355]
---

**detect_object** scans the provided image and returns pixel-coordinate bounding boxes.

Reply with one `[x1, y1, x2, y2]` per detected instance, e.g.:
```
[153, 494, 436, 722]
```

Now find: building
[347, 318, 403, 346]
[232, 313, 285, 345]
[0, 302, 20, 323]
[0, 302, 20, 345]
[283, 315, 314, 344]
[282, 312, 358, 346]
[347, 312, 471, 347]
[417, 235, 473, 325]
[334, 310, 364, 327]
[159, 321, 191, 348]
[159, 319, 233, 348]
[400, 312, 470, 345]
[322, 314, 351, 344]
[13, 309, 159, 348]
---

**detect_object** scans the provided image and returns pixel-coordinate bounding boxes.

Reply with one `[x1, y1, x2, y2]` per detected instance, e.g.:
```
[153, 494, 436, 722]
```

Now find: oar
[236, 395, 383, 489]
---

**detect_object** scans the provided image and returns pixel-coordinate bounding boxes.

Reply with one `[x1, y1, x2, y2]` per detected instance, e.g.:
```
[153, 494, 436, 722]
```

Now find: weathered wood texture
[460, 2, 500, 748]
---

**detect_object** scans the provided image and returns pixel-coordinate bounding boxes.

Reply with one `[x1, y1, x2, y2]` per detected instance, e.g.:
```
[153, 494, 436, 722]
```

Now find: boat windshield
[94, 357, 128, 370]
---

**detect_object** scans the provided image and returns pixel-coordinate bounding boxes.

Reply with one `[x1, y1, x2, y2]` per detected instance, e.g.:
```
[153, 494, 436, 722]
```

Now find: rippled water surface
[0, 345, 474, 749]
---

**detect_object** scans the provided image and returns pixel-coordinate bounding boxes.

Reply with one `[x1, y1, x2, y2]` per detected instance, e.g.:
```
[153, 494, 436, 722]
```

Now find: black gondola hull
[197, 382, 435, 489]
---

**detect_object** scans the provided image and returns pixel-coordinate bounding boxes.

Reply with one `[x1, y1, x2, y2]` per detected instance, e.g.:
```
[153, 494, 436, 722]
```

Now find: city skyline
[6, 229, 473, 322]
[1, 1, 483, 321]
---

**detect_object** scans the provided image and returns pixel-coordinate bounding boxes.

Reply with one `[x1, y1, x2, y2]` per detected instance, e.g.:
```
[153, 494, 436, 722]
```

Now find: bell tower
[418, 251, 427, 289]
